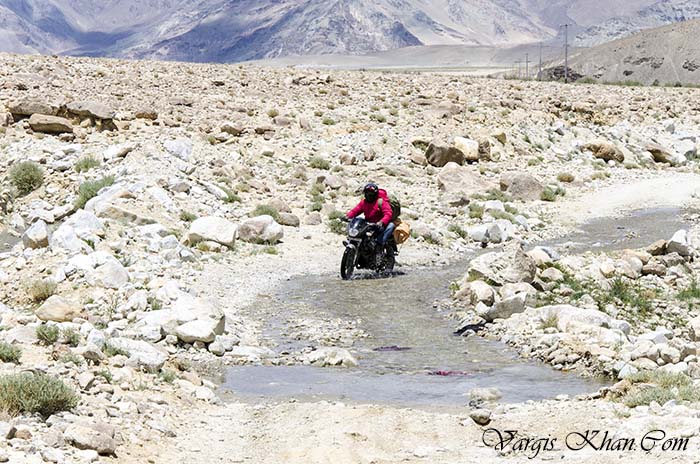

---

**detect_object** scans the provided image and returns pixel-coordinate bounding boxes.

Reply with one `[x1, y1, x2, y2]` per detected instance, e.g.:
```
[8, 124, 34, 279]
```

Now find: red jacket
[347, 189, 393, 226]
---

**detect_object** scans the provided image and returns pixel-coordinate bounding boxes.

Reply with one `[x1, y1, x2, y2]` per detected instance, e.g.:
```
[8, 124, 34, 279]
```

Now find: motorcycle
[340, 217, 396, 280]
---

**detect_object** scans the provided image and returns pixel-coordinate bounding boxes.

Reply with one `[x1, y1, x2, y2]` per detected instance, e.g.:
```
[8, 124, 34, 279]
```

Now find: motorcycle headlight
[349, 227, 360, 238]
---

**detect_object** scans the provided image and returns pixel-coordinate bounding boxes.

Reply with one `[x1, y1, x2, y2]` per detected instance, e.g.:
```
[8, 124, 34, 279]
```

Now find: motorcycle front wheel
[340, 247, 356, 280]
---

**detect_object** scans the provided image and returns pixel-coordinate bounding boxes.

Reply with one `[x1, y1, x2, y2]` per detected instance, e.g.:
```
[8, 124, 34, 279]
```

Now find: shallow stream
[223, 208, 690, 407]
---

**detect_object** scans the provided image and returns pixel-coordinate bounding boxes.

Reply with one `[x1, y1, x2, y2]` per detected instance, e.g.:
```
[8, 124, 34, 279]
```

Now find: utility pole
[538, 42, 543, 81]
[563, 23, 570, 83]
[525, 53, 530, 79]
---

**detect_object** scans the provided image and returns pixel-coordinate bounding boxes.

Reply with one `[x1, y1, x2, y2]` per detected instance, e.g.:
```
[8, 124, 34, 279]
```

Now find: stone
[208, 341, 226, 356]
[453, 137, 479, 162]
[90, 258, 130, 289]
[688, 316, 700, 342]
[304, 347, 358, 367]
[135, 108, 158, 120]
[469, 387, 502, 402]
[468, 244, 537, 286]
[22, 219, 49, 248]
[278, 213, 300, 227]
[437, 162, 495, 196]
[425, 140, 465, 167]
[29, 114, 73, 133]
[455, 280, 495, 306]
[537, 305, 629, 335]
[646, 143, 685, 166]
[582, 141, 624, 163]
[66, 101, 115, 121]
[64, 424, 116, 455]
[175, 318, 224, 344]
[186, 217, 238, 248]
[469, 409, 492, 426]
[36, 296, 82, 322]
[107, 338, 168, 370]
[164, 139, 193, 160]
[8, 99, 57, 117]
[646, 240, 667, 256]
[500, 173, 543, 201]
[540, 267, 564, 282]
[238, 215, 284, 244]
[478, 292, 527, 322]
[667, 230, 691, 257]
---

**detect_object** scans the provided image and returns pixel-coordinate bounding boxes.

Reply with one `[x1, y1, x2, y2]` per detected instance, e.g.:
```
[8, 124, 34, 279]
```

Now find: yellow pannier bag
[393, 219, 411, 244]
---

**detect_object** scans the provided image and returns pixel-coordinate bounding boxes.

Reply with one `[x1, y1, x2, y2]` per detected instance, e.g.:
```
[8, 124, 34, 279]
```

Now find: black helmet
[363, 183, 379, 202]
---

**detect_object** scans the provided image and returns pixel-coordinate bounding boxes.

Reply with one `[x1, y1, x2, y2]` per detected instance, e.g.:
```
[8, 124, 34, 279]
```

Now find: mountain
[566, 19, 700, 85]
[0, 0, 697, 62]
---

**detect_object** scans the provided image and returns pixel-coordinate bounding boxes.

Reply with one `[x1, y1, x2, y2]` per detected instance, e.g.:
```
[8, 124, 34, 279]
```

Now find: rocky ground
[1, 52, 700, 462]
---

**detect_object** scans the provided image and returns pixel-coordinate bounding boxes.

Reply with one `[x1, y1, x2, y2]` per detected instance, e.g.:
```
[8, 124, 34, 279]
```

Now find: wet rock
[185, 217, 238, 248]
[469, 387, 502, 402]
[500, 173, 543, 201]
[29, 114, 73, 134]
[304, 347, 357, 367]
[22, 219, 49, 248]
[36, 296, 82, 322]
[238, 215, 283, 244]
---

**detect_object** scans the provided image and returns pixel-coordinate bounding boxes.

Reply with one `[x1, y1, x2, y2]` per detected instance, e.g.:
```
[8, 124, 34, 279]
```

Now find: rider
[346, 183, 395, 251]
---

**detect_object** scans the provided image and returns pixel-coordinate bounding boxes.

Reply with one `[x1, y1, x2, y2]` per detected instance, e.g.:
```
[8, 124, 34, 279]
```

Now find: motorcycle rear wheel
[340, 248, 356, 280]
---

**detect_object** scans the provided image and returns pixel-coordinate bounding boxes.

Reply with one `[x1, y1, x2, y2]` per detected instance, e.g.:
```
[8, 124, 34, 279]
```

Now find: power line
[565, 24, 569, 83]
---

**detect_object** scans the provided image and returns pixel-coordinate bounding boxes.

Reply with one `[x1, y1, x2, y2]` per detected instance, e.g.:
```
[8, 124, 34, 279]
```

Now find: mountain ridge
[0, 0, 697, 62]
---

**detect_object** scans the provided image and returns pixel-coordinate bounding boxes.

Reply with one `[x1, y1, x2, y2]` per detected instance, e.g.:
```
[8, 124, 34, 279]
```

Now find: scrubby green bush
[74, 156, 101, 173]
[10, 161, 44, 195]
[0, 373, 79, 417]
[75, 176, 115, 209]
[327, 210, 347, 235]
[179, 210, 197, 222]
[448, 224, 469, 239]
[0, 342, 22, 364]
[250, 205, 280, 221]
[28, 279, 56, 303]
[622, 371, 700, 408]
[309, 156, 330, 170]
[36, 324, 60, 345]
[61, 328, 81, 347]
[557, 173, 575, 183]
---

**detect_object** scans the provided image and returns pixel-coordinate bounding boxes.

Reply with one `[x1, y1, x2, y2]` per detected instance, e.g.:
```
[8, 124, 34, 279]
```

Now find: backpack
[378, 196, 401, 221]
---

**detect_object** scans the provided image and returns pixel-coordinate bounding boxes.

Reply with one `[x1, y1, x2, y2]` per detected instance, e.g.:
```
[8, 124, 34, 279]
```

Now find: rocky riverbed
[1, 52, 700, 462]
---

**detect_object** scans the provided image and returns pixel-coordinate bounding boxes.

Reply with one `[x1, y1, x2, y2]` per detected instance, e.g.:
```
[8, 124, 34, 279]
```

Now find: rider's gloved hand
[374, 222, 384, 230]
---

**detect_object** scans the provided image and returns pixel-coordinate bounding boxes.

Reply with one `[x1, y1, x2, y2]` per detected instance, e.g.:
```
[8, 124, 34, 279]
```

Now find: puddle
[222, 208, 692, 407]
